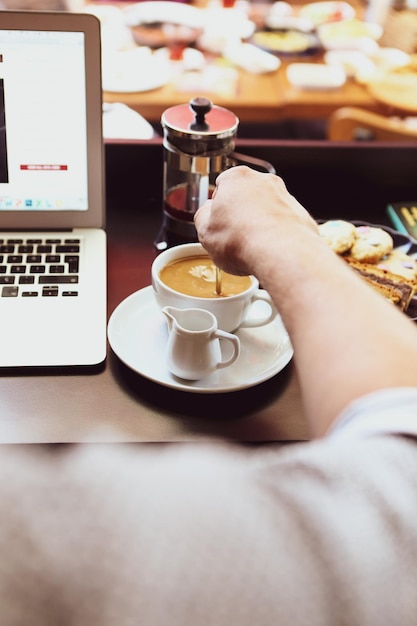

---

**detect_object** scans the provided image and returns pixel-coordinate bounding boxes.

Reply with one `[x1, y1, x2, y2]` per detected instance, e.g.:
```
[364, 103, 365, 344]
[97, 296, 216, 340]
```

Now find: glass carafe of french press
[155, 97, 240, 250]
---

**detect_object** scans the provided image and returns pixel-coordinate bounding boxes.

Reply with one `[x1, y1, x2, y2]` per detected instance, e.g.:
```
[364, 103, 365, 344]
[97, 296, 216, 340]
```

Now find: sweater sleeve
[328, 387, 417, 440]
[1, 388, 417, 626]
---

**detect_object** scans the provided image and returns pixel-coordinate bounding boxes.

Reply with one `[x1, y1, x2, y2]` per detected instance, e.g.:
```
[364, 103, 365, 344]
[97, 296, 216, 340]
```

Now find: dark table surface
[1, 139, 416, 444]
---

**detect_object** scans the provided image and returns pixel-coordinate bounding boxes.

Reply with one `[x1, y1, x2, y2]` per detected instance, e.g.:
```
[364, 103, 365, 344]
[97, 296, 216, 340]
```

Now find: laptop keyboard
[0, 237, 80, 298]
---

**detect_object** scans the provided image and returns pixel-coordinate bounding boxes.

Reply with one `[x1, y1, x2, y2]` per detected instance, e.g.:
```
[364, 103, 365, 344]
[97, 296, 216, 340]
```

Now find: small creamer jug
[162, 306, 240, 380]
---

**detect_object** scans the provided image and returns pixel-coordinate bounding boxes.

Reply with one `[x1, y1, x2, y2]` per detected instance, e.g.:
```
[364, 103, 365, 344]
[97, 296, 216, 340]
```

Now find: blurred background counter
[95, 0, 417, 139]
[1, 0, 417, 140]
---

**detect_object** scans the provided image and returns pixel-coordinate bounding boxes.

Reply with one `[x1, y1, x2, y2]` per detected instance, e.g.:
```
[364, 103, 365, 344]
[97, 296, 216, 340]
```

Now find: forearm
[195, 167, 417, 437]
[251, 227, 417, 437]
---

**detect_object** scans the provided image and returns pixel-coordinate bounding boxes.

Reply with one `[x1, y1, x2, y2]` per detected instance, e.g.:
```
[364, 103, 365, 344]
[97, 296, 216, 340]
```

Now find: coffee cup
[151, 243, 277, 333]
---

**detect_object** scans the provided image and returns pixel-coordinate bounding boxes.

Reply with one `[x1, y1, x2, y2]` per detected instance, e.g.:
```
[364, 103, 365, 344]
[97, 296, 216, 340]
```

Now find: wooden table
[1, 139, 416, 444]
[103, 53, 393, 127]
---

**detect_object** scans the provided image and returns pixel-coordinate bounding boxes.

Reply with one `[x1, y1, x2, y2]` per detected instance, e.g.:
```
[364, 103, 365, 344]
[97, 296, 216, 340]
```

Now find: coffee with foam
[159, 255, 252, 298]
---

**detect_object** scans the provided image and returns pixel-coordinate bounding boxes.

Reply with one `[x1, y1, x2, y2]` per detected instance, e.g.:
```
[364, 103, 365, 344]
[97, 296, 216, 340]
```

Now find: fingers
[194, 198, 212, 232]
[194, 167, 283, 242]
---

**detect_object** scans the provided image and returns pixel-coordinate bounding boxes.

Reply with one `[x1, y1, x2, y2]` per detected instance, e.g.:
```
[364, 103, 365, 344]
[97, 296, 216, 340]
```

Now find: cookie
[377, 250, 417, 281]
[349, 225, 393, 263]
[318, 220, 356, 254]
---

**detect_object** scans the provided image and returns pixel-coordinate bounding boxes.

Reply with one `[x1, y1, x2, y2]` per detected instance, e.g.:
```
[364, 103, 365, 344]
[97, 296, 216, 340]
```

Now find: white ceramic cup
[151, 243, 277, 333]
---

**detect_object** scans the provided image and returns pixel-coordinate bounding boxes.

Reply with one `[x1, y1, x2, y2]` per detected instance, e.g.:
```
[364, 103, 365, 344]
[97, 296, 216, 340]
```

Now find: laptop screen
[0, 28, 88, 212]
[0, 11, 104, 230]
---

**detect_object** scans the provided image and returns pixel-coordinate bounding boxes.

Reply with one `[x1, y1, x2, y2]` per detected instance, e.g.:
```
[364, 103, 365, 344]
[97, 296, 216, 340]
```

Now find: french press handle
[231, 152, 276, 174]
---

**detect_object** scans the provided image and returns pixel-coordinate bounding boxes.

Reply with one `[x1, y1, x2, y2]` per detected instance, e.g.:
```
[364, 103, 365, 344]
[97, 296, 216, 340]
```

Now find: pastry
[377, 250, 417, 281]
[318, 219, 356, 254]
[319, 220, 416, 311]
[344, 256, 416, 311]
[362, 277, 407, 309]
[349, 225, 393, 263]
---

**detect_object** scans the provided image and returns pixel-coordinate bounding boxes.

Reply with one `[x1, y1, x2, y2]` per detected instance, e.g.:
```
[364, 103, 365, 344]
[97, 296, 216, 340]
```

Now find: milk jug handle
[214, 330, 241, 370]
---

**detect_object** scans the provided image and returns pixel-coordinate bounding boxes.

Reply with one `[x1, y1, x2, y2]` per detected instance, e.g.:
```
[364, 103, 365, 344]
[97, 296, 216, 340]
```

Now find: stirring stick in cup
[215, 266, 222, 295]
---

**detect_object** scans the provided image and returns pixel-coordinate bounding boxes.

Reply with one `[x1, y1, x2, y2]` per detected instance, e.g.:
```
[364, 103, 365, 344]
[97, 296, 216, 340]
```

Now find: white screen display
[0, 29, 88, 211]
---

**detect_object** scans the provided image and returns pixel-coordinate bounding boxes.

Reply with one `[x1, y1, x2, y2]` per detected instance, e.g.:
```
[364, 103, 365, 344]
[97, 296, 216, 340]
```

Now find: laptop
[0, 10, 106, 368]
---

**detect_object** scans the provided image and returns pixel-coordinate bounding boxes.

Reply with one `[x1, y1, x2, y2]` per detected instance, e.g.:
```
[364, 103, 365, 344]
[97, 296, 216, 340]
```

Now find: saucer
[107, 286, 293, 393]
[102, 48, 170, 94]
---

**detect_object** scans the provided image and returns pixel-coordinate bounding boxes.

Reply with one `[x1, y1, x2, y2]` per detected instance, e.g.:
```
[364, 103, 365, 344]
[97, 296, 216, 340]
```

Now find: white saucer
[102, 47, 170, 94]
[107, 286, 293, 394]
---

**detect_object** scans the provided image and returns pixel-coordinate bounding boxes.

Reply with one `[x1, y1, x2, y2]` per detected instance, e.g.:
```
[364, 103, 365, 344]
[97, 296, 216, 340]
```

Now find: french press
[155, 97, 275, 250]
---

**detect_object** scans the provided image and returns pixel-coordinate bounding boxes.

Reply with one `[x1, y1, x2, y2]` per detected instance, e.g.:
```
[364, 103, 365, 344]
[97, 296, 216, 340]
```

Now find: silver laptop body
[0, 10, 106, 368]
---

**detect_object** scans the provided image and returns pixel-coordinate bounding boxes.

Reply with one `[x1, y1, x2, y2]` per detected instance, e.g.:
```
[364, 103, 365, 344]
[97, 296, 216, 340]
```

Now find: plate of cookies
[318, 219, 417, 319]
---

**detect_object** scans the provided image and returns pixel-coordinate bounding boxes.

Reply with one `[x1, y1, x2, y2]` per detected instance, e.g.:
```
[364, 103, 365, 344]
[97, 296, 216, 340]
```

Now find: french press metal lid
[161, 96, 239, 151]
[156, 98, 240, 249]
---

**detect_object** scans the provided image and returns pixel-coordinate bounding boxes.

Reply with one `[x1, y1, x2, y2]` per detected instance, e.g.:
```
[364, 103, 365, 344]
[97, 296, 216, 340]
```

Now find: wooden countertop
[1, 139, 417, 444]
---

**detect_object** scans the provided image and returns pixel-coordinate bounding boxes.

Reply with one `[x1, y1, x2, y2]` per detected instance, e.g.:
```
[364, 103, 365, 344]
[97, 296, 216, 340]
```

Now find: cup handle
[240, 290, 277, 329]
[213, 330, 240, 370]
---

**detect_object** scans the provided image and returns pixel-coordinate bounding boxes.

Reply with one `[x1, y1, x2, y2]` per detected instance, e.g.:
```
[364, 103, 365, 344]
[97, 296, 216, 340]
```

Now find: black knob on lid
[189, 97, 212, 131]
